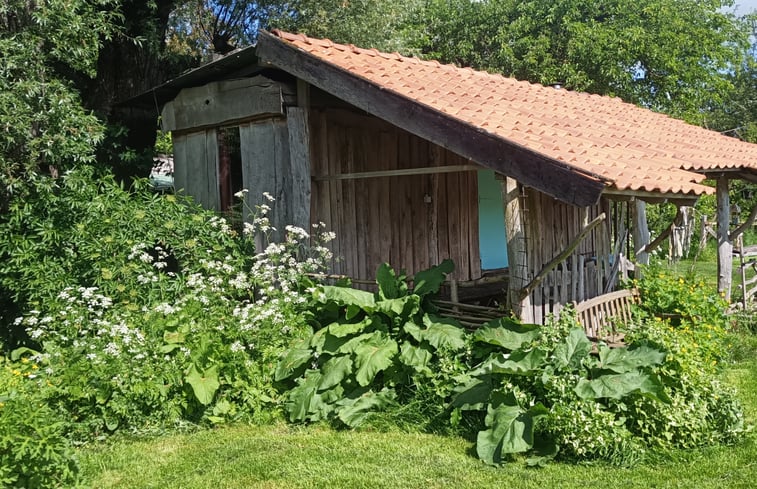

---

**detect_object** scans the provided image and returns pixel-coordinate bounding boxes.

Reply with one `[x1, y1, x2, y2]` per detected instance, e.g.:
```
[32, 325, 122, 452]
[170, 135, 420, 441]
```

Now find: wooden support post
[632, 199, 650, 268]
[503, 177, 533, 323]
[286, 107, 312, 232]
[717, 175, 732, 301]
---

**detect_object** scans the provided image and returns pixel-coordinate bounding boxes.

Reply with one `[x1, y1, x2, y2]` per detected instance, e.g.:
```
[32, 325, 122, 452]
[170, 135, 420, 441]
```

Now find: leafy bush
[0, 356, 78, 488]
[631, 266, 729, 331]
[2, 169, 330, 438]
[275, 260, 470, 429]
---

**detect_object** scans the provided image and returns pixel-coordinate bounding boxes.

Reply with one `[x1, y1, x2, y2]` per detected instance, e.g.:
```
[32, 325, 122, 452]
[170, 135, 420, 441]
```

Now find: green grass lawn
[78, 349, 757, 489]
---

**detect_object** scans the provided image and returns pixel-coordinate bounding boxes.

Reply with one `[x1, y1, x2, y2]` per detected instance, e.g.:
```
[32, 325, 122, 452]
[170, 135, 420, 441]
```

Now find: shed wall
[309, 109, 482, 282]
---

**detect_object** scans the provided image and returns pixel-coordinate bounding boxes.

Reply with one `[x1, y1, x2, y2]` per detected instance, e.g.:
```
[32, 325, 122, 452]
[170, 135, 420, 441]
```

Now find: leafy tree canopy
[0, 0, 122, 206]
[410, 0, 750, 123]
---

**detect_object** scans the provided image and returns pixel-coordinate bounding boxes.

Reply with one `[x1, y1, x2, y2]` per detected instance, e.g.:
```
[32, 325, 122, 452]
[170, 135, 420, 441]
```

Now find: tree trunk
[81, 0, 189, 179]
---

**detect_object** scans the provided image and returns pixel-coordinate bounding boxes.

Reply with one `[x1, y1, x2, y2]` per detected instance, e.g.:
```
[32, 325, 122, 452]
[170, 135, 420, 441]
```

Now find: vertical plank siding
[519, 188, 619, 321]
[310, 109, 480, 282]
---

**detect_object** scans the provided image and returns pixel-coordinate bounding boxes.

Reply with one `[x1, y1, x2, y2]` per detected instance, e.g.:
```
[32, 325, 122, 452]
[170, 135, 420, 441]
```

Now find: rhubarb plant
[275, 260, 467, 427]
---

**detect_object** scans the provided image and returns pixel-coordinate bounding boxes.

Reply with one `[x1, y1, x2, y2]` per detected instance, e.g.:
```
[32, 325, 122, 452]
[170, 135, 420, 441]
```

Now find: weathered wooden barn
[137, 30, 757, 323]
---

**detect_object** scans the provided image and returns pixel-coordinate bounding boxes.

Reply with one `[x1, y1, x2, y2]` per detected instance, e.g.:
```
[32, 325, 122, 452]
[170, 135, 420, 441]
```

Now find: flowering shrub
[1, 169, 333, 440]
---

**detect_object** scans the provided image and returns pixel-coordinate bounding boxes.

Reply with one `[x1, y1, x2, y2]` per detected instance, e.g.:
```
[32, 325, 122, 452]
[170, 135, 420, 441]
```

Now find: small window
[217, 126, 243, 212]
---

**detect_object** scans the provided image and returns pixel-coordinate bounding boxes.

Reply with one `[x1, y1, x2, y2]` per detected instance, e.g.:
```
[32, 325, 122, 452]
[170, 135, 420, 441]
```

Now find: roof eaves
[257, 30, 608, 207]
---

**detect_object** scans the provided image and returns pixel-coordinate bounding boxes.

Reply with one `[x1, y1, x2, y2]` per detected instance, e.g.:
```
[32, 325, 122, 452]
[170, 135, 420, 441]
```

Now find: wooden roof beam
[256, 30, 607, 207]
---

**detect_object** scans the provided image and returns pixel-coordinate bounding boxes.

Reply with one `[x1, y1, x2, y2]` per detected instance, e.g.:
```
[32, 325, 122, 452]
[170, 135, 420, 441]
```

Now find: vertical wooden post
[632, 198, 650, 268]
[716, 175, 732, 301]
[287, 107, 312, 232]
[502, 177, 533, 322]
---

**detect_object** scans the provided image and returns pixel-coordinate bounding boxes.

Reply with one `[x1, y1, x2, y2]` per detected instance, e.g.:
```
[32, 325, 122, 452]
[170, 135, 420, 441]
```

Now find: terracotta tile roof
[269, 30, 757, 198]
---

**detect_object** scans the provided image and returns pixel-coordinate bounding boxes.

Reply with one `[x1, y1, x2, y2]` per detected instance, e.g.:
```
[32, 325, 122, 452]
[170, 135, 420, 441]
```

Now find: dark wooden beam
[256, 31, 607, 207]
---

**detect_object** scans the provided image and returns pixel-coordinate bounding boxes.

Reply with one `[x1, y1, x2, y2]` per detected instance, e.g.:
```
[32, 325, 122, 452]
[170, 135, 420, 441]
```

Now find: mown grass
[78, 340, 757, 489]
[79, 252, 757, 488]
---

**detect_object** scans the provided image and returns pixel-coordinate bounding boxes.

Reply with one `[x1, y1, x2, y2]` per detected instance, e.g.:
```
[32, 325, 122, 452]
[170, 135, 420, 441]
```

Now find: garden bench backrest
[572, 288, 639, 340]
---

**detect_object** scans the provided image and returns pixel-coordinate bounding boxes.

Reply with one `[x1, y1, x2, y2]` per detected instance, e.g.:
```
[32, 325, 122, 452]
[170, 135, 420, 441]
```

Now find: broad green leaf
[575, 371, 670, 403]
[403, 321, 423, 342]
[185, 365, 220, 406]
[274, 347, 312, 382]
[353, 334, 399, 386]
[376, 263, 403, 299]
[321, 285, 376, 310]
[345, 304, 362, 320]
[597, 345, 667, 374]
[335, 332, 378, 355]
[319, 355, 353, 390]
[451, 375, 494, 411]
[398, 342, 433, 370]
[553, 328, 592, 370]
[421, 315, 466, 350]
[476, 399, 531, 465]
[488, 348, 547, 375]
[328, 318, 372, 338]
[413, 259, 454, 296]
[163, 330, 185, 344]
[375, 294, 420, 318]
[285, 370, 323, 422]
[336, 388, 397, 427]
[474, 319, 541, 351]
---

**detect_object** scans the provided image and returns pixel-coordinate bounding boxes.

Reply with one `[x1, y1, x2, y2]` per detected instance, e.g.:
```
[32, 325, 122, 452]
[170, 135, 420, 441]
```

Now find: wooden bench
[572, 288, 639, 344]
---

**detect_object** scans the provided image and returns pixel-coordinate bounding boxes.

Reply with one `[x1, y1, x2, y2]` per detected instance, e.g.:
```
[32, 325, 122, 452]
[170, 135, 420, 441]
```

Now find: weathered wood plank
[162, 77, 286, 132]
[286, 107, 312, 231]
[503, 177, 533, 322]
[717, 175, 733, 300]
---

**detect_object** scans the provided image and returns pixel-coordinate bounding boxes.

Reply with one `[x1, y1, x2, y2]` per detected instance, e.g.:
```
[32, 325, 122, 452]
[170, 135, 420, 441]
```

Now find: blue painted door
[477, 170, 508, 269]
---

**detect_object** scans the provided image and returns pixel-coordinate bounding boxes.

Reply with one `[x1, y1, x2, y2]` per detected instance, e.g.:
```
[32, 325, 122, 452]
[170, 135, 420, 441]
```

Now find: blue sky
[732, 0, 757, 14]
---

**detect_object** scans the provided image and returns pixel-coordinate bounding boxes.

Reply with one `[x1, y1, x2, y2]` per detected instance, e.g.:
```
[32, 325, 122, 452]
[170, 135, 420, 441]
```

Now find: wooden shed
[138, 30, 757, 324]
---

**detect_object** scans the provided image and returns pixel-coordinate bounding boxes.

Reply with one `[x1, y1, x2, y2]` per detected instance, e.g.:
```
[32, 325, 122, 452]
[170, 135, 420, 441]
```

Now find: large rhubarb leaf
[487, 349, 547, 375]
[597, 345, 666, 374]
[336, 388, 397, 427]
[553, 328, 593, 370]
[321, 285, 376, 310]
[421, 315, 466, 350]
[353, 333, 399, 386]
[413, 259, 454, 296]
[375, 294, 419, 318]
[474, 319, 541, 351]
[274, 347, 312, 382]
[376, 263, 407, 299]
[475, 393, 547, 465]
[318, 355, 354, 390]
[575, 371, 670, 402]
[450, 375, 494, 411]
[398, 342, 432, 371]
[328, 318, 372, 338]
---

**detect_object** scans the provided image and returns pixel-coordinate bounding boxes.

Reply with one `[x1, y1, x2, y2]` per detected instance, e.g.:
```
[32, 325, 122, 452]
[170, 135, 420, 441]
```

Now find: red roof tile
[269, 30, 757, 199]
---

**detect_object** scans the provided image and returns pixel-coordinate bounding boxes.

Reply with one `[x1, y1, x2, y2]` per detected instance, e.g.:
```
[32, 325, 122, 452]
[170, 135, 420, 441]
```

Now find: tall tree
[412, 0, 749, 123]
[0, 0, 121, 208]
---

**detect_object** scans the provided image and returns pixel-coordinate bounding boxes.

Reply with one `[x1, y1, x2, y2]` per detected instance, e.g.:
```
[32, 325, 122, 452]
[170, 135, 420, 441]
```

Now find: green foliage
[411, 0, 748, 122]
[631, 266, 729, 331]
[0, 357, 78, 488]
[1, 169, 328, 439]
[276, 260, 468, 428]
[0, 0, 122, 207]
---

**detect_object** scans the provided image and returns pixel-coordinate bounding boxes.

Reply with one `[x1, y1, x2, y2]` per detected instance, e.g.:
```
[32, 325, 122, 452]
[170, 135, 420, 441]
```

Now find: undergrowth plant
[2, 169, 331, 440]
[1, 356, 78, 488]
[275, 260, 470, 429]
